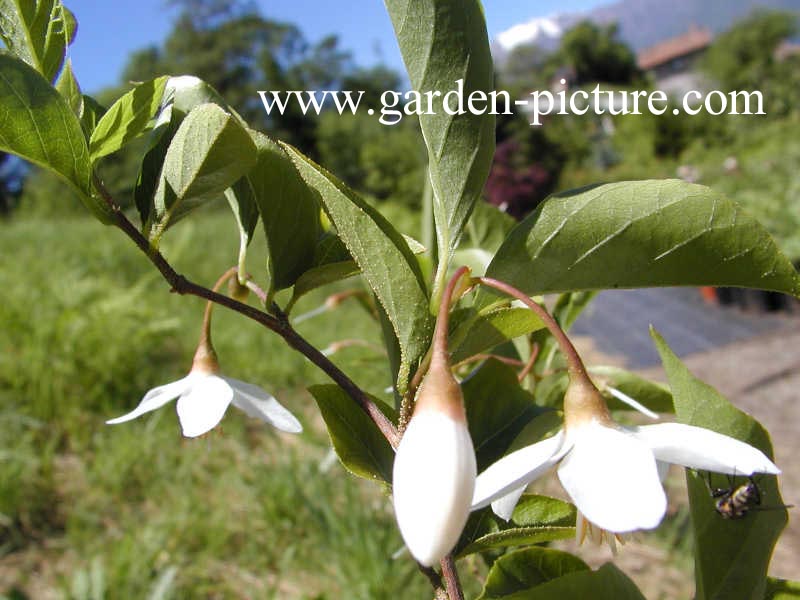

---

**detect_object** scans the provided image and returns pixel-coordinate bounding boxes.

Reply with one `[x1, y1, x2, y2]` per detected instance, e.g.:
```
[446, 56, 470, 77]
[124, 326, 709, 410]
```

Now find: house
[637, 25, 713, 94]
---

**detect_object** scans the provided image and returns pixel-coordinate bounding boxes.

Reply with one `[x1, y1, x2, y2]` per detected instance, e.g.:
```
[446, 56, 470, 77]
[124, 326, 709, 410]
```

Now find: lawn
[0, 207, 480, 599]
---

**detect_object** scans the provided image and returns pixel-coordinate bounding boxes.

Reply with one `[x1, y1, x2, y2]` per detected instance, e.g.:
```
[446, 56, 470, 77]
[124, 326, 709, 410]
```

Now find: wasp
[703, 472, 791, 519]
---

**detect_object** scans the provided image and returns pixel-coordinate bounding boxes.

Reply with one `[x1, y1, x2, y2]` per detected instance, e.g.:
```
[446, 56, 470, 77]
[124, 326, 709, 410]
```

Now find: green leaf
[134, 76, 236, 225]
[233, 132, 320, 292]
[89, 76, 168, 162]
[486, 180, 800, 298]
[149, 103, 257, 239]
[0, 52, 110, 222]
[484, 563, 646, 600]
[0, 0, 76, 82]
[463, 359, 544, 471]
[651, 328, 787, 600]
[282, 143, 433, 393]
[451, 306, 545, 364]
[289, 261, 360, 306]
[510, 494, 576, 528]
[134, 105, 175, 225]
[454, 492, 574, 558]
[588, 366, 674, 414]
[308, 384, 395, 483]
[166, 75, 234, 118]
[54, 57, 81, 117]
[384, 0, 495, 259]
[766, 578, 800, 599]
[457, 525, 574, 557]
[468, 201, 517, 254]
[80, 94, 105, 137]
[478, 547, 589, 599]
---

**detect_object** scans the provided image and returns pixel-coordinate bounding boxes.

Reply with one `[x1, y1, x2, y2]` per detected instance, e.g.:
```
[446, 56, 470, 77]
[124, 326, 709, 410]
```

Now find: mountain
[494, 17, 566, 53]
[495, 0, 800, 57]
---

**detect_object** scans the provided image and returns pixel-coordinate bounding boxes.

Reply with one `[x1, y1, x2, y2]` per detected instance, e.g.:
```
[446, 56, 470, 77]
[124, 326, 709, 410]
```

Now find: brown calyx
[191, 337, 220, 374]
[413, 350, 466, 422]
[563, 375, 613, 431]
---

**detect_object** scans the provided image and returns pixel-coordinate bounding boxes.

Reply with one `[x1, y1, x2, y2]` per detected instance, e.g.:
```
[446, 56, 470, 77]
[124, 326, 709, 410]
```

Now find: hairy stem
[398, 266, 470, 434]
[96, 182, 398, 448]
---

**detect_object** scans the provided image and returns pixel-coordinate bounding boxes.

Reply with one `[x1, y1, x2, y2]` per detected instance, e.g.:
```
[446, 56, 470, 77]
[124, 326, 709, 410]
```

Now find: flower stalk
[393, 267, 476, 580]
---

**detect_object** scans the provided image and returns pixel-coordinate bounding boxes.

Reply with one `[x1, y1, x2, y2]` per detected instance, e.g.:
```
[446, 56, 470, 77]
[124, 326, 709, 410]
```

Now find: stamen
[576, 513, 588, 545]
[607, 530, 618, 555]
[606, 386, 659, 420]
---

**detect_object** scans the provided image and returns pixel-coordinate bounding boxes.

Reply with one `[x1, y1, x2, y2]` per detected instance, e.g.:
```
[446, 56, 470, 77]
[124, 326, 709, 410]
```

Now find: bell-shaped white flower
[107, 341, 302, 437]
[393, 266, 477, 567]
[472, 378, 779, 536]
[393, 411, 476, 566]
[393, 356, 477, 567]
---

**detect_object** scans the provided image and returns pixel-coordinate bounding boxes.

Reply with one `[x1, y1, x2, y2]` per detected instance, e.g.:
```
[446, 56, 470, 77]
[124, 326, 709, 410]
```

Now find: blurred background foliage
[1, 0, 799, 597]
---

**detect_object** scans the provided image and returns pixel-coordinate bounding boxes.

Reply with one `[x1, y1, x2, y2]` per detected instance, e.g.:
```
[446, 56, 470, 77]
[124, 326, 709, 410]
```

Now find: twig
[440, 555, 464, 600]
[418, 564, 446, 599]
[518, 342, 540, 383]
[95, 181, 399, 448]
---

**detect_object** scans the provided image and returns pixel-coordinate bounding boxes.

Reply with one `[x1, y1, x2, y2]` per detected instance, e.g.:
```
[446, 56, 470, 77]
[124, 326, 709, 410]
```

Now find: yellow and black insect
[704, 472, 791, 519]
[710, 475, 761, 519]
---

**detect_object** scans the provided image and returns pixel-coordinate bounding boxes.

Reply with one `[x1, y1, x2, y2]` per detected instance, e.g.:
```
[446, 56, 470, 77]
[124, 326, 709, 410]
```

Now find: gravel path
[572, 288, 792, 368]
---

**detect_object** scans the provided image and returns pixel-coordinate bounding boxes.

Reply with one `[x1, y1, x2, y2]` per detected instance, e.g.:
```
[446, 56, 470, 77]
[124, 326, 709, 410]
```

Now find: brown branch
[440, 555, 464, 600]
[417, 564, 446, 599]
[97, 183, 398, 448]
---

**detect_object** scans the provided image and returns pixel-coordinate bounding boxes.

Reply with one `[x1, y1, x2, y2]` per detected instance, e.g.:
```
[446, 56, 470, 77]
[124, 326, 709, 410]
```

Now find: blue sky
[66, 0, 605, 93]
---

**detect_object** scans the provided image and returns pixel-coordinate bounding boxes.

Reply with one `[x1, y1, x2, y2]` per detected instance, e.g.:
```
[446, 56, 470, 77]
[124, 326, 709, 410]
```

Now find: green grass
[0, 208, 469, 599]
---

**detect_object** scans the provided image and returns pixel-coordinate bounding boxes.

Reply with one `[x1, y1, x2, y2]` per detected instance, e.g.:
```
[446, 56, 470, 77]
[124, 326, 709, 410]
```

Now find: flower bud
[228, 277, 250, 303]
[392, 354, 477, 566]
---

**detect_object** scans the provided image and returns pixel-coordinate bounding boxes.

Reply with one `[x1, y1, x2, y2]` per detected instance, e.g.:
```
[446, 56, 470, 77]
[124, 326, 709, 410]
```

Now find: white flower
[471, 384, 779, 536]
[393, 408, 476, 567]
[107, 366, 302, 437]
[392, 349, 477, 567]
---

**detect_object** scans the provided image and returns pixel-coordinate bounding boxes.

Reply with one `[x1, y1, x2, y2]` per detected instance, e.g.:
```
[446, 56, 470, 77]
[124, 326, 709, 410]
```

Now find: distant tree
[341, 65, 403, 109]
[559, 21, 640, 85]
[501, 43, 557, 94]
[316, 112, 425, 207]
[703, 10, 798, 92]
[120, 0, 353, 154]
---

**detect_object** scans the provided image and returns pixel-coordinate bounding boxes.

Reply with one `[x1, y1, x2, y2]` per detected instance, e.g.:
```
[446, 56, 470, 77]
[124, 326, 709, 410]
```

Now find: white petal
[491, 485, 527, 522]
[176, 374, 234, 437]
[471, 430, 566, 511]
[106, 375, 191, 424]
[629, 422, 780, 475]
[557, 424, 666, 533]
[226, 378, 303, 433]
[656, 460, 670, 482]
[392, 410, 476, 567]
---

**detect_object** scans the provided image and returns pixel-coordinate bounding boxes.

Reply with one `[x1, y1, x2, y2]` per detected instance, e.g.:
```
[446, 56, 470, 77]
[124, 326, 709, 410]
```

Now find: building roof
[637, 25, 713, 71]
